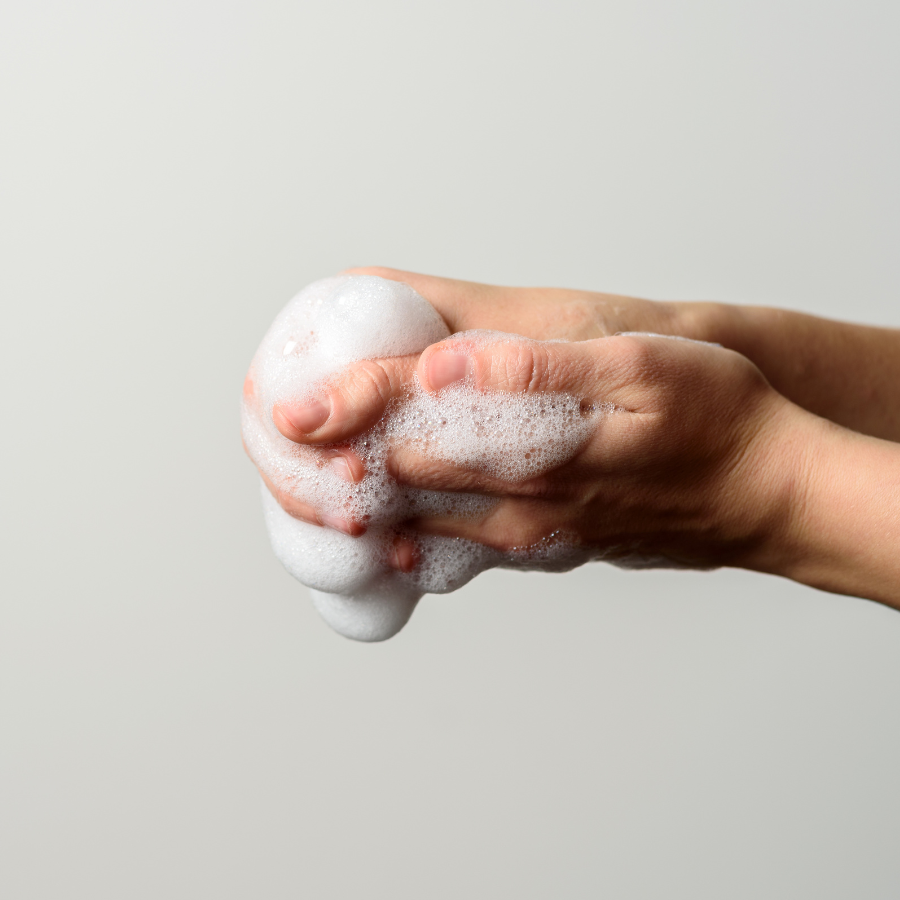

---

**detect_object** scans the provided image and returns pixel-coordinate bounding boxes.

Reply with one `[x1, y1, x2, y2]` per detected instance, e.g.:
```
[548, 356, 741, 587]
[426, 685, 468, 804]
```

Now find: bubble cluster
[388, 376, 589, 483]
[242, 276, 599, 641]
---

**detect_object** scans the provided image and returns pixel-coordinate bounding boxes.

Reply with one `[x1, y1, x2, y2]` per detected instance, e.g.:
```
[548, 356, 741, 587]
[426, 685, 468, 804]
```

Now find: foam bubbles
[242, 276, 599, 641]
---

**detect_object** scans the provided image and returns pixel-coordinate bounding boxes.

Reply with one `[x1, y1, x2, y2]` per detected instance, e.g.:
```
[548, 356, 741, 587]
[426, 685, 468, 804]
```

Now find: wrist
[721, 395, 814, 577]
[741, 406, 900, 608]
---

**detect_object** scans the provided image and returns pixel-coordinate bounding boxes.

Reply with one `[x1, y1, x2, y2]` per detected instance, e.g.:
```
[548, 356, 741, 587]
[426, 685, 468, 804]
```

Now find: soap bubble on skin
[242, 276, 601, 642]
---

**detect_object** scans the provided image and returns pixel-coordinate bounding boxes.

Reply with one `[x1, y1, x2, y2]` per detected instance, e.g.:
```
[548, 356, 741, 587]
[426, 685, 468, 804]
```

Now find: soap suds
[242, 275, 600, 641]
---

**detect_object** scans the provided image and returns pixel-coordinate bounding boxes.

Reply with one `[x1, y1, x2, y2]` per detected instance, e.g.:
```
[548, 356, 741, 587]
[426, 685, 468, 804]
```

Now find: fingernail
[428, 351, 470, 391]
[320, 513, 355, 536]
[285, 398, 330, 433]
[330, 455, 354, 482]
[391, 538, 417, 573]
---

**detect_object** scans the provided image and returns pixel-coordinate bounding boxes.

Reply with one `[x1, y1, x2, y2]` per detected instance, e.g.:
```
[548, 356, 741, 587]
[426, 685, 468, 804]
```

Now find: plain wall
[1, 1, 899, 897]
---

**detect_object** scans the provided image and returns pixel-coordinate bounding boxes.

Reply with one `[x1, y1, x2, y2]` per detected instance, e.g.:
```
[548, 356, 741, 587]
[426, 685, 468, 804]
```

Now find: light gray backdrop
[2, 1, 899, 898]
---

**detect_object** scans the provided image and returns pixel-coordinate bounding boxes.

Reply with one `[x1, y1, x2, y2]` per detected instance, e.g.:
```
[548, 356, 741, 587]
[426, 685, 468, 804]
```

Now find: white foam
[242, 276, 599, 641]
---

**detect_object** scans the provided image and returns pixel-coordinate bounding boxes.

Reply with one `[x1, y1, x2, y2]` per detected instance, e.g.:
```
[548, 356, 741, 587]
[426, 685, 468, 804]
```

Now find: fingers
[261, 471, 420, 573]
[259, 472, 365, 537]
[268, 351, 415, 543]
[385, 336, 623, 495]
[273, 355, 416, 445]
[406, 498, 565, 554]
[264, 332, 677, 532]
[387, 444, 566, 499]
[389, 450, 505, 494]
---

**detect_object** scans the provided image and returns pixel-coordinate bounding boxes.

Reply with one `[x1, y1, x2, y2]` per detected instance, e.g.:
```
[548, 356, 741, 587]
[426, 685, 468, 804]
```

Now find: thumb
[418, 331, 704, 406]
[273, 355, 416, 444]
[417, 333, 604, 398]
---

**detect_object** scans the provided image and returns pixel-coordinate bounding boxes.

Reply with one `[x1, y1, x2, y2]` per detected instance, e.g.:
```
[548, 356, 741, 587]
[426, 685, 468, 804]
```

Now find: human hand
[267, 319, 800, 575]
[258, 263, 691, 555]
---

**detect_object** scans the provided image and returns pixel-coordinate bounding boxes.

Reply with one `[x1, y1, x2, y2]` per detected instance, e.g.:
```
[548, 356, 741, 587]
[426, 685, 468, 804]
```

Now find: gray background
[2, 1, 899, 897]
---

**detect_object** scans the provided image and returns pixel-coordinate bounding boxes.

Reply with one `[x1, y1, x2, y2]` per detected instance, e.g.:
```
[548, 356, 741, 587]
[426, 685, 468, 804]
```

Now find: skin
[245, 267, 900, 609]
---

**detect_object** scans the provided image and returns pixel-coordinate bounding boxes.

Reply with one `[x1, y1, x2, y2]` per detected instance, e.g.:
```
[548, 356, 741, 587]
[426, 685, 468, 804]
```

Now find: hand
[253, 266, 684, 557]
[392, 331, 799, 570]
[260, 264, 695, 546]
[269, 325, 800, 574]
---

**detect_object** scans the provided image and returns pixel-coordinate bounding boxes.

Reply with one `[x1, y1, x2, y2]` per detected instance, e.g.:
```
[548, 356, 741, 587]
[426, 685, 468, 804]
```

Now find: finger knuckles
[608, 335, 667, 383]
[483, 342, 554, 393]
[340, 360, 395, 415]
[391, 452, 490, 493]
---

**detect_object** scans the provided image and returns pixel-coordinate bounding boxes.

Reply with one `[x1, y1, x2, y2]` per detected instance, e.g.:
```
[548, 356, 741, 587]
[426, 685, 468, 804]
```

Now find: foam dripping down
[242, 275, 597, 641]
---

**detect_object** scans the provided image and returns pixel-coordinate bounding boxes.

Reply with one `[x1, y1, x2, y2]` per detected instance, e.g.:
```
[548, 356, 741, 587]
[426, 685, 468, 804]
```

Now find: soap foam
[242, 276, 599, 641]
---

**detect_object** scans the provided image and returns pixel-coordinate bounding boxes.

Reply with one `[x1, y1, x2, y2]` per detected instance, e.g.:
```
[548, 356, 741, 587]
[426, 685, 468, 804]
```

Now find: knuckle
[340, 359, 395, 417]
[357, 359, 394, 397]
[391, 450, 485, 493]
[387, 450, 421, 486]
[610, 335, 664, 382]
[486, 341, 554, 393]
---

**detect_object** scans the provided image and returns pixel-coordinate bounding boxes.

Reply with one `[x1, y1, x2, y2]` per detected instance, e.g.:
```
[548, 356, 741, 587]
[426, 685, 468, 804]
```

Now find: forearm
[674, 302, 900, 442]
